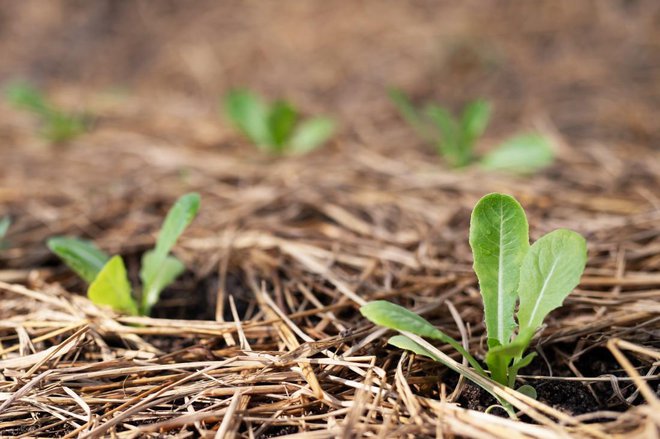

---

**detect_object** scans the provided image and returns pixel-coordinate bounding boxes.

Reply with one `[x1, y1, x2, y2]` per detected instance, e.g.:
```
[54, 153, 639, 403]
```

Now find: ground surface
[0, 1, 658, 438]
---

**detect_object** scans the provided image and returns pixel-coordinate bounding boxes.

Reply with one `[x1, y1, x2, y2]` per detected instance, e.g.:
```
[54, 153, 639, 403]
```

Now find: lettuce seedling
[48, 193, 200, 315]
[0, 216, 10, 249]
[224, 89, 335, 155]
[389, 88, 553, 173]
[5, 81, 87, 143]
[361, 193, 586, 412]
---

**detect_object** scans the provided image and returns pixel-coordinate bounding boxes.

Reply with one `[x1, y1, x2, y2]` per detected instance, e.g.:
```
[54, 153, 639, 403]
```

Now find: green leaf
[516, 384, 537, 400]
[268, 100, 298, 149]
[47, 237, 110, 284]
[224, 89, 273, 147]
[139, 251, 185, 314]
[469, 193, 529, 348]
[480, 133, 554, 174]
[5, 82, 49, 115]
[140, 193, 200, 314]
[388, 335, 441, 361]
[461, 100, 491, 145]
[517, 229, 587, 334]
[152, 193, 200, 260]
[0, 216, 10, 240]
[87, 256, 138, 315]
[289, 117, 335, 155]
[388, 88, 434, 141]
[360, 300, 485, 375]
[425, 104, 460, 165]
[459, 100, 491, 165]
[42, 112, 86, 143]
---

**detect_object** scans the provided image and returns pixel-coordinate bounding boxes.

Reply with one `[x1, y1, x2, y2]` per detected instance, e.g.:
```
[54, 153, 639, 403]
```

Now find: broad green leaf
[140, 193, 199, 313]
[425, 105, 460, 165]
[224, 89, 272, 147]
[139, 251, 185, 314]
[481, 133, 554, 174]
[289, 117, 335, 155]
[360, 300, 485, 375]
[517, 229, 587, 334]
[87, 255, 138, 315]
[268, 100, 297, 149]
[388, 335, 441, 361]
[0, 216, 10, 240]
[388, 88, 434, 141]
[469, 193, 529, 348]
[47, 237, 110, 284]
[516, 384, 537, 400]
[459, 100, 491, 164]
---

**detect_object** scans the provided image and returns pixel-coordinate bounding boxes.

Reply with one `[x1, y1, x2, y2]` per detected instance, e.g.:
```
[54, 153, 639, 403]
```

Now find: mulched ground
[0, 1, 658, 437]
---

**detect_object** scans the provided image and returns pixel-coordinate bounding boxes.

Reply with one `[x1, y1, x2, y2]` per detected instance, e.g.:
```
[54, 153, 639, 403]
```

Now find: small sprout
[223, 89, 335, 155]
[0, 216, 10, 249]
[389, 88, 554, 172]
[5, 81, 87, 143]
[360, 193, 586, 416]
[48, 193, 201, 316]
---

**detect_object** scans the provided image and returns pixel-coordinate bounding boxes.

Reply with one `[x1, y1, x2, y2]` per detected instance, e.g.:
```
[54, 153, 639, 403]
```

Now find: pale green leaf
[224, 89, 272, 147]
[360, 300, 485, 375]
[469, 193, 529, 347]
[517, 229, 587, 334]
[140, 193, 199, 314]
[388, 88, 434, 141]
[0, 216, 10, 240]
[289, 117, 335, 155]
[140, 251, 185, 314]
[481, 133, 554, 174]
[388, 335, 440, 361]
[5, 81, 49, 114]
[516, 384, 537, 400]
[47, 237, 110, 284]
[87, 256, 138, 315]
[459, 100, 491, 164]
[425, 104, 459, 163]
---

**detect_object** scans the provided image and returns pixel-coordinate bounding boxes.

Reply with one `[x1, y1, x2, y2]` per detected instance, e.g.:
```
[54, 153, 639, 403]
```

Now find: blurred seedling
[0, 216, 10, 250]
[361, 193, 587, 417]
[48, 193, 200, 316]
[389, 88, 554, 173]
[224, 89, 335, 155]
[5, 81, 88, 143]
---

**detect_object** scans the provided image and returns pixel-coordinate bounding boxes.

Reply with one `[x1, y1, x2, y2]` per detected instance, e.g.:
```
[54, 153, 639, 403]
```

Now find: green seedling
[224, 89, 335, 155]
[5, 81, 87, 143]
[48, 193, 200, 315]
[389, 88, 553, 172]
[0, 216, 10, 249]
[361, 193, 586, 416]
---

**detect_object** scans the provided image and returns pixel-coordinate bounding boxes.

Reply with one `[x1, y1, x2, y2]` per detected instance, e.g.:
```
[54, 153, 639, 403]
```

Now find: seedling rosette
[48, 193, 200, 316]
[360, 193, 587, 416]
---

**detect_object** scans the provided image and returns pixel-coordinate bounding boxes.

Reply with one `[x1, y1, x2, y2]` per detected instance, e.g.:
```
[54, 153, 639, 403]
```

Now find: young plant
[5, 81, 87, 143]
[224, 89, 335, 155]
[0, 216, 10, 249]
[389, 88, 553, 173]
[360, 193, 586, 413]
[47, 193, 200, 315]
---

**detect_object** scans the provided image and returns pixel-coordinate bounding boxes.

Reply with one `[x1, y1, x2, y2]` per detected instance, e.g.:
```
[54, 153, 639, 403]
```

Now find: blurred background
[0, 0, 657, 151]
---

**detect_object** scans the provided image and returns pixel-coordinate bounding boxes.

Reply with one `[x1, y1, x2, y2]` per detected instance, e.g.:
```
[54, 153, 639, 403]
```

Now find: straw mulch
[0, 93, 658, 438]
